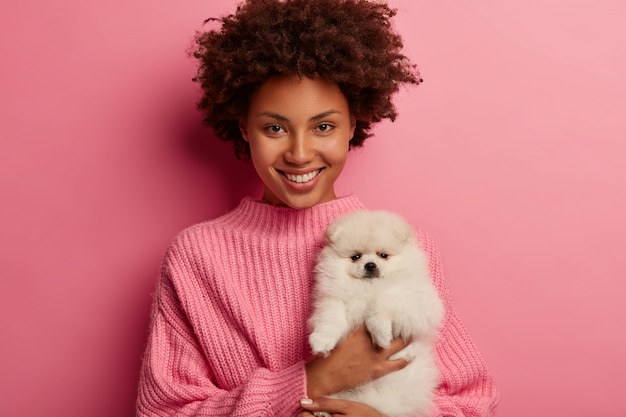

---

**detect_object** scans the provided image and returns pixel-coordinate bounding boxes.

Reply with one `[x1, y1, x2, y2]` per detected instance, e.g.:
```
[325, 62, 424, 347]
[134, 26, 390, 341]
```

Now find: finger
[312, 412, 333, 417]
[301, 396, 348, 414]
[381, 339, 412, 373]
[384, 336, 411, 356]
[301, 397, 383, 417]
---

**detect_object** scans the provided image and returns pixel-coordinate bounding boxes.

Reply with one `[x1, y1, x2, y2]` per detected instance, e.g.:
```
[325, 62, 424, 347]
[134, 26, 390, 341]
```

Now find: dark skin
[300, 325, 411, 417]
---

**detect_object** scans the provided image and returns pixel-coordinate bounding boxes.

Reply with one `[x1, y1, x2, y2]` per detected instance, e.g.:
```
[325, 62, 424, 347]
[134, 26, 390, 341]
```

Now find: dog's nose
[364, 262, 377, 272]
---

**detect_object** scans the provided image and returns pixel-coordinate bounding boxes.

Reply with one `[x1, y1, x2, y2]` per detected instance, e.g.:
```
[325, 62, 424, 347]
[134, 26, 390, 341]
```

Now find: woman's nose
[284, 132, 315, 165]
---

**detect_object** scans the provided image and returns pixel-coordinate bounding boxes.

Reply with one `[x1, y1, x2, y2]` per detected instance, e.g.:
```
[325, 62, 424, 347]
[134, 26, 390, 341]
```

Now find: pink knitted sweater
[137, 196, 499, 416]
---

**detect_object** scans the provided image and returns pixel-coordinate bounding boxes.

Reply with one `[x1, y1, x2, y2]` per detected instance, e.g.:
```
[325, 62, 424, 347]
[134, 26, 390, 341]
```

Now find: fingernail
[300, 398, 314, 406]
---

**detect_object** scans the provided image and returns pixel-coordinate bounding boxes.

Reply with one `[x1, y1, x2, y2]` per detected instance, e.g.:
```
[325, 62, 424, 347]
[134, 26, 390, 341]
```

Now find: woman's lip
[278, 168, 324, 184]
[277, 168, 323, 175]
[279, 168, 324, 194]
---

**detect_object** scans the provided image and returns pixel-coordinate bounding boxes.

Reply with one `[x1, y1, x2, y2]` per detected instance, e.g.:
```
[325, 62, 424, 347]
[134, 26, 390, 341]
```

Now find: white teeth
[284, 170, 320, 183]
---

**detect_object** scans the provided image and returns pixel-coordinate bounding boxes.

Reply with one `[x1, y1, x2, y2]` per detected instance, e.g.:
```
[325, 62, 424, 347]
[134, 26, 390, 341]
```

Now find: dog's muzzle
[362, 262, 380, 278]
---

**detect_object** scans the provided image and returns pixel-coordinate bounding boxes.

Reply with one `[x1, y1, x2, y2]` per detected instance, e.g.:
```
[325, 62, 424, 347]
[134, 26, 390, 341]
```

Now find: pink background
[1, 0, 625, 416]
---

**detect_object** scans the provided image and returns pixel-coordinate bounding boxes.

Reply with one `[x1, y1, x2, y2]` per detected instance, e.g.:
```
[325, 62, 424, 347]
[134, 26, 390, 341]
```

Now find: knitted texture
[136, 196, 499, 416]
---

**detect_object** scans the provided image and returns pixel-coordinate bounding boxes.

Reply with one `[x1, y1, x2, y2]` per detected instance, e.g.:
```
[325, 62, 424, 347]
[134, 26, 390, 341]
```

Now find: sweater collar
[217, 195, 364, 235]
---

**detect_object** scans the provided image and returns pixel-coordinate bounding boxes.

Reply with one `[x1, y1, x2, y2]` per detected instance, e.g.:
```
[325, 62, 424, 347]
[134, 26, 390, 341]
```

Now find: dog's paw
[309, 332, 337, 357]
[389, 343, 417, 362]
[392, 319, 416, 342]
[371, 331, 392, 348]
[365, 316, 393, 348]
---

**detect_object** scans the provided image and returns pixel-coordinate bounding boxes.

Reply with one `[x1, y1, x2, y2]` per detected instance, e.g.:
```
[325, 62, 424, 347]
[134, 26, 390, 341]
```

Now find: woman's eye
[350, 253, 362, 261]
[378, 253, 389, 259]
[316, 123, 334, 133]
[266, 124, 284, 134]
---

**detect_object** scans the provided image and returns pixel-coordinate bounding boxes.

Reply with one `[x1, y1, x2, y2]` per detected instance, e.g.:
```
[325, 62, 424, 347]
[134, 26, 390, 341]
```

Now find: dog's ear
[325, 221, 342, 245]
[381, 211, 414, 244]
[325, 211, 356, 245]
[394, 225, 413, 242]
[393, 222, 413, 243]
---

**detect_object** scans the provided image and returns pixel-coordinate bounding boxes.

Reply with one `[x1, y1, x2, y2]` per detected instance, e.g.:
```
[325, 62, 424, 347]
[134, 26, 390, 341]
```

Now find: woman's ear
[349, 116, 356, 140]
[347, 116, 357, 149]
[239, 120, 249, 142]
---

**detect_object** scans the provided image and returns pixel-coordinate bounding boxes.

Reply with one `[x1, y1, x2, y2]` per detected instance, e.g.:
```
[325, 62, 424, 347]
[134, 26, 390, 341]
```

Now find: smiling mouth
[280, 169, 323, 184]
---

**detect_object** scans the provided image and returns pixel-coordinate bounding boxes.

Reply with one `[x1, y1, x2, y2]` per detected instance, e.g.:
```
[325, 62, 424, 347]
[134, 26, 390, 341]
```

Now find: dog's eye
[378, 252, 389, 259]
[350, 253, 362, 261]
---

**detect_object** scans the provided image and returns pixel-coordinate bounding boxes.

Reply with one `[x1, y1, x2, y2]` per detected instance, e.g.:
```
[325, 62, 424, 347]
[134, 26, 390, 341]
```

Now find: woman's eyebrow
[255, 109, 342, 122]
[309, 110, 341, 121]
[257, 112, 289, 122]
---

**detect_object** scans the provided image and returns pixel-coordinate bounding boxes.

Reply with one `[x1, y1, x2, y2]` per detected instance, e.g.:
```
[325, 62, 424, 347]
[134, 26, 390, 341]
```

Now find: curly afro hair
[192, 0, 421, 160]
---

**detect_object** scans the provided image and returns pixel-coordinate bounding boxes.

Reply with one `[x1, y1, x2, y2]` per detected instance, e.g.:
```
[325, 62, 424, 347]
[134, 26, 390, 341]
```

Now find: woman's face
[240, 75, 356, 209]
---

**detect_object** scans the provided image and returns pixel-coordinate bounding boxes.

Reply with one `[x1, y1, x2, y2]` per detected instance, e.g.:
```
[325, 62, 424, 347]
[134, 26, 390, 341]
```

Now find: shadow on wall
[125, 93, 261, 416]
[180, 111, 262, 210]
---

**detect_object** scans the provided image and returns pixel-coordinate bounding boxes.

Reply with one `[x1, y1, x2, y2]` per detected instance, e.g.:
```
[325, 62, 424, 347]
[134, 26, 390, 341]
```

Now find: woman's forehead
[247, 75, 350, 121]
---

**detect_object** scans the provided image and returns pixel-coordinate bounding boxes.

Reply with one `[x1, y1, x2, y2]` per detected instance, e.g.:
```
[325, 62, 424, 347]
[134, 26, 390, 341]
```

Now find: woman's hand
[305, 325, 410, 399]
[297, 397, 383, 417]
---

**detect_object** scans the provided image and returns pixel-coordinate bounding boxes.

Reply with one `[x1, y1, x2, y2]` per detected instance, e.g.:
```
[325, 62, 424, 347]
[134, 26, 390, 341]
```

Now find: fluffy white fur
[308, 210, 445, 417]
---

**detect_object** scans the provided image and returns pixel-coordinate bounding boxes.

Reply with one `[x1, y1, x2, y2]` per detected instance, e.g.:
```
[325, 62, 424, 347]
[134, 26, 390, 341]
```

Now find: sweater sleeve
[417, 230, 500, 417]
[136, 249, 307, 417]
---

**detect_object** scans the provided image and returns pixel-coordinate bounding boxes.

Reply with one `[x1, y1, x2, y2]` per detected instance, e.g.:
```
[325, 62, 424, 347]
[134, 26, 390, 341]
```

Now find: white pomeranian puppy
[308, 210, 445, 417]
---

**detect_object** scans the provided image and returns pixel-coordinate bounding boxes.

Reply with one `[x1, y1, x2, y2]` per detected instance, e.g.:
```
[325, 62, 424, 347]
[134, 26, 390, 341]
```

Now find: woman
[137, 1, 499, 416]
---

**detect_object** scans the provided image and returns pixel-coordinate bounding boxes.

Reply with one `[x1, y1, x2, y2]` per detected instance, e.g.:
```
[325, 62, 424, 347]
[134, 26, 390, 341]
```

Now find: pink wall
[1, 1, 624, 416]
